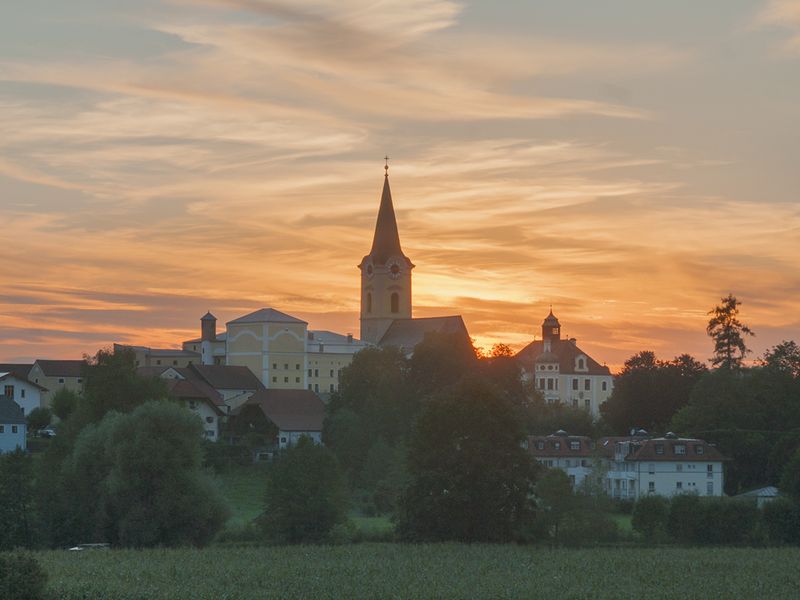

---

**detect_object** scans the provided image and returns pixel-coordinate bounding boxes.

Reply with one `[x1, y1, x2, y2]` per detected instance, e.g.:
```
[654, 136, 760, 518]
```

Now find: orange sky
[1, 1, 799, 370]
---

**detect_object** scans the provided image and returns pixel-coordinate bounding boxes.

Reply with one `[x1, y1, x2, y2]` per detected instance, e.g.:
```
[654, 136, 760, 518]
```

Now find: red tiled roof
[627, 438, 726, 462]
[516, 339, 610, 376]
[243, 389, 325, 432]
[186, 364, 264, 391]
[0, 364, 33, 379]
[164, 378, 225, 414]
[528, 434, 595, 457]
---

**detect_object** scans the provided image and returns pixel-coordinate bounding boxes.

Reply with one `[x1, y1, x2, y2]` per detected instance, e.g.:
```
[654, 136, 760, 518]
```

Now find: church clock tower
[359, 161, 414, 344]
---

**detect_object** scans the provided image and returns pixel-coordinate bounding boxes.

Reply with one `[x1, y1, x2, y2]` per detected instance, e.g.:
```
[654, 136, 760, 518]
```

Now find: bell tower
[358, 160, 414, 344]
[542, 308, 561, 351]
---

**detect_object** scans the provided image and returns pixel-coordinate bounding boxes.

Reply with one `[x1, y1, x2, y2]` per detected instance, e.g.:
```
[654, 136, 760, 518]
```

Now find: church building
[516, 310, 613, 419]
[358, 162, 468, 353]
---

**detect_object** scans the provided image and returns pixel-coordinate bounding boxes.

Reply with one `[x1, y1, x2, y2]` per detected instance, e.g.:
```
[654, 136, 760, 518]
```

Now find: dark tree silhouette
[707, 294, 753, 370]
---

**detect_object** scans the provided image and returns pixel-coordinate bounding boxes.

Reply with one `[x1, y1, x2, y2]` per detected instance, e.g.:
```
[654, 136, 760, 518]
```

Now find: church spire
[368, 161, 405, 265]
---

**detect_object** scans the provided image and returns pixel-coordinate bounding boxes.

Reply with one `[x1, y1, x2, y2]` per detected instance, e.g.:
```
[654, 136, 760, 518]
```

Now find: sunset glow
[1, 1, 799, 370]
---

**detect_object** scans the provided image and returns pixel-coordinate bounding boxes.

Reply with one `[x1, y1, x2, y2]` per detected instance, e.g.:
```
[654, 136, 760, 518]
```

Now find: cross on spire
[384, 155, 390, 177]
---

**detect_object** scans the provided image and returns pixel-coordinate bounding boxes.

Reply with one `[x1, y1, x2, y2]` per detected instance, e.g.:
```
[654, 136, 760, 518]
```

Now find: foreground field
[39, 544, 800, 599]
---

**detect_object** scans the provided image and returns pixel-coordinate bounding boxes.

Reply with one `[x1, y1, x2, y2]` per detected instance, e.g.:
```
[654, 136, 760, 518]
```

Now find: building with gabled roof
[516, 310, 613, 419]
[28, 359, 87, 407]
[0, 371, 47, 416]
[236, 389, 326, 449]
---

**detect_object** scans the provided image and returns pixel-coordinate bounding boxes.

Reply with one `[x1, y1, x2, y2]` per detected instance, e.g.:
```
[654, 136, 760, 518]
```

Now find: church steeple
[368, 171, 404, 265]
[359, 160, 414, 344]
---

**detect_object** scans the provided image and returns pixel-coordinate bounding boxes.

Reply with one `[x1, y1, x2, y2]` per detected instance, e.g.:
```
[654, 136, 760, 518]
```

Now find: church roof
[228, 308, 306, 325]
[516, 338, 611, 376]
[543, 309, 560, 326]
[365, 174, 407, 266]
[378, 316, 469, 352]
[201, 311, 217, 321]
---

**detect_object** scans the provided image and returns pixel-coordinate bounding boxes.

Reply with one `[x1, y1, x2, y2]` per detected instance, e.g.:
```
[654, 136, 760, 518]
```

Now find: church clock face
[388, 260, 402, 279]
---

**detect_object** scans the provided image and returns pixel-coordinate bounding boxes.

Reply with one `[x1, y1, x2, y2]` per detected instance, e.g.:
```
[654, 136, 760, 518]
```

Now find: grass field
[37, 545, 800, 600]
[215, 464, 270, 527]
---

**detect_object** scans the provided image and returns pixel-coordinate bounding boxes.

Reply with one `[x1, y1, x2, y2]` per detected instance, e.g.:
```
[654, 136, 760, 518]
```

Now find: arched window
[366, 292, 372, 313]
[390, 292, 399, 313]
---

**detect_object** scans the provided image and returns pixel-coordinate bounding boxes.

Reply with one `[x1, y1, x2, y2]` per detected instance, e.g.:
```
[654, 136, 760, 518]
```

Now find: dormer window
[554, 441, 561, 450]
[570, 441, 580, 450]
[577, 357, 586, 370]
[537, 441, 545, 450]
[655, 444, 665, 455]
[674, 444, 687, 455]
[695, 445, 704, 455]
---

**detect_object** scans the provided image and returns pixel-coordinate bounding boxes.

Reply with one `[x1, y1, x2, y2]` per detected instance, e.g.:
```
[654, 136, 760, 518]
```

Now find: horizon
[1, 1, 799, 369]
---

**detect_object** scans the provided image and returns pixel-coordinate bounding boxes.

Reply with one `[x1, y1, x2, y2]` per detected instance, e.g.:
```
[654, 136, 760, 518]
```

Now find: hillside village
[1, 168, 763, 506]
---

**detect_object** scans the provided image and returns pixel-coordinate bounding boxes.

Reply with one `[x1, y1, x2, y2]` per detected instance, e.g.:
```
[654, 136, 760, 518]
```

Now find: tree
[397, 377, 539, 542]
[407, 331, 478, 397]
[259, 437, 348, 543]
[26, 407, 51, 431]
[51, 401, 228, 547]
[763, 497, 800, 545]
[535, 468, 575, 542]
[0, 553, 47, 600]
[0, 450, 39, 550]
[761, 340, 800, 379]
[780, 448, 800, 502]
[667, 493, 703, 543]
[707, 294, 753, 370]
[51, 388, 79, 422]
[600, 351, 706, 434]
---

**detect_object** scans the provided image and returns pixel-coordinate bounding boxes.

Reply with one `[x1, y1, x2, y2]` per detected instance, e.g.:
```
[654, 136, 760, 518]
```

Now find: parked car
[38, 428, 56, 438]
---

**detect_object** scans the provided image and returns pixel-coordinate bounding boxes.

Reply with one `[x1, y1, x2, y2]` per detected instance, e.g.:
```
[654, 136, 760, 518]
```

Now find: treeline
[601, 295, 800, 495]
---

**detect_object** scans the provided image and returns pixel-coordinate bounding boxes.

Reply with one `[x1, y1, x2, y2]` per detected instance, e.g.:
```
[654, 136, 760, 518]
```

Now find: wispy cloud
[758, 0, 800, 54]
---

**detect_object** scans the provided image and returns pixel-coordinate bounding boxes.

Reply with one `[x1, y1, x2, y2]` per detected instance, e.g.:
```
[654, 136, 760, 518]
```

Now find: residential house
[0, 371, 47, 416]
[236, 389, 325, 450]
[527, 430, 596, 488]
[162, 378, 226, 441]
[27, 359, 86, 406]
[0, 396, 26, 453]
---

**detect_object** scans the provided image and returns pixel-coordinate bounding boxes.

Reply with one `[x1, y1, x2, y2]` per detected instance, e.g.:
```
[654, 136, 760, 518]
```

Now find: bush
[763, 497, 800, 545]
[694, 497, 759, 545]
[0, 552, 47, 600]
[259, 437, 348, 543]
[632, 495, 669, 542]
[202, 440, 252, 472]
[668, 493, 703, 543]
[558, 509, 618, 546]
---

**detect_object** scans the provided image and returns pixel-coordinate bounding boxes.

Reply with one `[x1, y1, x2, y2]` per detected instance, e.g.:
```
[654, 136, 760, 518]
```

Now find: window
[584, 399, 590, 410]
[649, 463, 655, 475]
[205, 417, 214, 423]
[674, 444, 687, 455]
[676, 464, 683, 472]
[188, 400, 197, 409]
[206, 430, 215, 437]
[578, 358, 585, 370]
[172, 360, 178, 366]
[554, 441, 561, 450]
[602, 381, 607, 391]
[572, 398, 578, 408]
[284, 364, 288, 370]
[308, 384, 312, 390]
[3, 385, 13, 399]
[59, 378, 66, 383]
[648, 481, 655, 493]
[295, 377, 300, 383]
[280, 437, 287, 444]
[695, 444, 704, 455]
[272, 377, 277, 383]
[655, 444, 665, 455]
[572, 379, 578, 391]
[366, 292, 372, 314]
[273, 363, 277, 369]
[314, 384, 319, 392]
[330, 384, 335, 392]
[707, 464, 713, 477]
[283, 377, 288, 383]
[390, 293, 399, 313]
[570, 441, 580, 450]
[296, 364, 301, 370]
[308, 369, 312, 377]
[584, 379, 590, 391]
[536, 441, 545, 450]
[707, 481, 714, 496]
[676, 481, 682, 490]
[315, 369, 319, 377]
[330, 369, 334, 377]
[0, 425, 3, 433]
[21, 389, 25, 399]
[547, 378, 554, 390]
[11, 426, 18, 434]
[538, 378, 545, 390]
